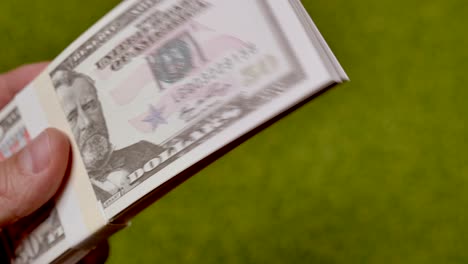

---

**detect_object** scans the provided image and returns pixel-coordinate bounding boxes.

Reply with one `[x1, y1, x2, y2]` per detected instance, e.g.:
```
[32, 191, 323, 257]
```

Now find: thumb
[0, 128, 70, 226]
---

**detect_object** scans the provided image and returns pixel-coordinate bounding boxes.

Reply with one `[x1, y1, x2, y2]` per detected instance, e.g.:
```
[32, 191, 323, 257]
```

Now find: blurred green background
[1, 0, 468, 263]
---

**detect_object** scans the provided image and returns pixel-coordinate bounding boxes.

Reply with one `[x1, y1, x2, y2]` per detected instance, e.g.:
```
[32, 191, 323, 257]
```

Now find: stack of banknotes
[0, 0, 348, 263]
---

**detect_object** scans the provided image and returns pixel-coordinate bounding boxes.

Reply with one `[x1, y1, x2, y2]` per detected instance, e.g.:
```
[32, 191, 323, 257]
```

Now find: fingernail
[18, 130, 51, 174]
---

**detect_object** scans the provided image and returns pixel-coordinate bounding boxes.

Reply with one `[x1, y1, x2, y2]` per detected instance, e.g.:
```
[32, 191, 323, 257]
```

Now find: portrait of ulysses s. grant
[51, 70, 164, 204]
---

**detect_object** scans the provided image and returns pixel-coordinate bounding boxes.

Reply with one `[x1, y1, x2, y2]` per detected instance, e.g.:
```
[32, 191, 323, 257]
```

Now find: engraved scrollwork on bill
[0, 107, 30, 160]
[8, 207, 65, 264]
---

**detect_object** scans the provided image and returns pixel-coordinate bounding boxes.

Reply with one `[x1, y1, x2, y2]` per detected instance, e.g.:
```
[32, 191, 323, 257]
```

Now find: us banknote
[6, 207, 64, 264]
[2, 0, 348, 263]
[49, 0, 308, 217]
[0, 104, 30, 160]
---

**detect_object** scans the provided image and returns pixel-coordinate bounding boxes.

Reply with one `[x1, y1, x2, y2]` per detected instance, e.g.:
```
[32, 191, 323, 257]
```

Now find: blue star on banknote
[142, 105, 167, 131]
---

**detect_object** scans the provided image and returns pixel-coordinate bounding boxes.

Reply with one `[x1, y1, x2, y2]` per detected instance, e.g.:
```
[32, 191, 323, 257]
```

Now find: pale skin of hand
[0, 63, 108, 264]
[0, 62, 70, 226]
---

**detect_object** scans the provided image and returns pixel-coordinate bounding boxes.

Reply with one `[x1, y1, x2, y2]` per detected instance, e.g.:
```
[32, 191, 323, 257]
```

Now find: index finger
[0, 62, 49, 108]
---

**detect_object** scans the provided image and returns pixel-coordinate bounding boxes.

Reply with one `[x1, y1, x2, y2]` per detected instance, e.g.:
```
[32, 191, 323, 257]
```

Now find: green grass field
[1, 0, 468, 263]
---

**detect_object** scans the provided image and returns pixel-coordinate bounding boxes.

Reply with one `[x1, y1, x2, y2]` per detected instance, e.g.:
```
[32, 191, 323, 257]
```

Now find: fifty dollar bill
[1, 0, 348, 263]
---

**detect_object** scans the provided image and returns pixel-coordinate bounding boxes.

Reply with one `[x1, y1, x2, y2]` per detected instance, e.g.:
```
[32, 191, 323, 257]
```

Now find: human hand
[0, 63, 108, 263]
[0, 63, 70, 226]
